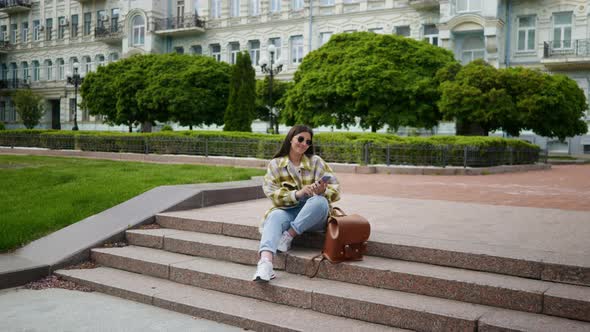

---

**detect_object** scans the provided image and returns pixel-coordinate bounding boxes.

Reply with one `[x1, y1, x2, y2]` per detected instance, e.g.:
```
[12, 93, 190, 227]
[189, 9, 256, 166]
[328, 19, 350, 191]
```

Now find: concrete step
[54, 267, 404, 332]
[125, 228, 590, 322]
[155, 212, 590, 287]
[90, 246, 590, 331]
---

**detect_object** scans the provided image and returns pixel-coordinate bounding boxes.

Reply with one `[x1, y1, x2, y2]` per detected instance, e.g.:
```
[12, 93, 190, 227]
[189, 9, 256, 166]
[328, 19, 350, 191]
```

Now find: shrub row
[0, 130, 540, 167]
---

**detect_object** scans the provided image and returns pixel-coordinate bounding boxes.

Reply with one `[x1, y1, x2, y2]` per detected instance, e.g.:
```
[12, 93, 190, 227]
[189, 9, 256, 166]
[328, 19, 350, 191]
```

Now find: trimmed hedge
[0, 129, 540, 167]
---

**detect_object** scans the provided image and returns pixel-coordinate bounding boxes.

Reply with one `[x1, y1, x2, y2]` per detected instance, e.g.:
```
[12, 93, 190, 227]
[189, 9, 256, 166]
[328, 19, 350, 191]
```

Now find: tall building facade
[0, 0, 589, 153]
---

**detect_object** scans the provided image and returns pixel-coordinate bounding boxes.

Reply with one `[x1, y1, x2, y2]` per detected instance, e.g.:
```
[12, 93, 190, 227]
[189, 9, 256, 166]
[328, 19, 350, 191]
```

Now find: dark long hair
[273, 125, 314, 159]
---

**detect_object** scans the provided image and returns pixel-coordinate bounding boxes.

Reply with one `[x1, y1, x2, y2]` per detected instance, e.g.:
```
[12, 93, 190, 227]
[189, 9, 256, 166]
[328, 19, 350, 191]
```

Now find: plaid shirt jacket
[262, 154, 341, 223]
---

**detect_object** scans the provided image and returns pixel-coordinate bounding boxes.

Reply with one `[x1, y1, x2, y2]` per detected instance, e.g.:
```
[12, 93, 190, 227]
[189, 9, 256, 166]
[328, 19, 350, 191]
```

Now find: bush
[161, 125, 173, 131]
[0, 129, 540, 167]
[0, 122, 5, 130]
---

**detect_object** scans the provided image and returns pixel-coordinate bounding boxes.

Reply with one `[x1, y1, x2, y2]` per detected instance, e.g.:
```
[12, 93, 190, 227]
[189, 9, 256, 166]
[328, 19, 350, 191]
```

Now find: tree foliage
[13, 89, 45, 129]
[224, 52, 256, 132]
[284, 32, 457, 132]
[438, 59, 588, 139]
[81, 54, 231, 132]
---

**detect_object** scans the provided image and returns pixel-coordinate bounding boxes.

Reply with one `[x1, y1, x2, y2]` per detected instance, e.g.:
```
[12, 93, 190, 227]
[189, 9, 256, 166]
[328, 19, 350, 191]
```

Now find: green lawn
[0, 155, 264, 252]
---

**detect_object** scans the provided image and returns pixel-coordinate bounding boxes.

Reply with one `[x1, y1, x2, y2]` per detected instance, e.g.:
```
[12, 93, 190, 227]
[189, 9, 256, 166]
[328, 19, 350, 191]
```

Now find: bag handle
[305, 253, 325, 278]
[331, 207, 346, 217]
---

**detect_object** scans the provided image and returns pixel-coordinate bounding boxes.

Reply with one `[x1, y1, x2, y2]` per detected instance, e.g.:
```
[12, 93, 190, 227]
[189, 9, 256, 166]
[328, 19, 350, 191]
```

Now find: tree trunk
[455, 119, 488, 136]
[141, 121, 153, 133]
[128, 124, 133, 133]
[189, 125, 193, 130]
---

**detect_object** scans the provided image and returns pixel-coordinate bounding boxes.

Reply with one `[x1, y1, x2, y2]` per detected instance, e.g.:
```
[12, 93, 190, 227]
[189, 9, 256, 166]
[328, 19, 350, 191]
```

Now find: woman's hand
[310, 181, 328, 195]
[295, 185, 314, 199]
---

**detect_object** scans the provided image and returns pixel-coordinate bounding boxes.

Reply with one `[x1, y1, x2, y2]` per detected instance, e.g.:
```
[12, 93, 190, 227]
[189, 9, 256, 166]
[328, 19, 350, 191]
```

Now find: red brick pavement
[338, 165, 590, 211]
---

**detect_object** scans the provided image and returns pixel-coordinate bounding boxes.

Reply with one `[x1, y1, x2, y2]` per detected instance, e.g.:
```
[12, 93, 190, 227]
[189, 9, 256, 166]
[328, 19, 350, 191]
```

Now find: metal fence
[0, 133, 542, 167]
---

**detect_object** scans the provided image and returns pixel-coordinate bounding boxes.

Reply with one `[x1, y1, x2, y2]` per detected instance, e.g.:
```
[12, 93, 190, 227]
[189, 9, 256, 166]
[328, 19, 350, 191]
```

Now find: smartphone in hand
[320, 175, 332, 183]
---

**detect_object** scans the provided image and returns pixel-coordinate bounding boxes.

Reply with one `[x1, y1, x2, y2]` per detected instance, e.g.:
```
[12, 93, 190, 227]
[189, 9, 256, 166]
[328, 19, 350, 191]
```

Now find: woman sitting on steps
[253, 125, 341, 282]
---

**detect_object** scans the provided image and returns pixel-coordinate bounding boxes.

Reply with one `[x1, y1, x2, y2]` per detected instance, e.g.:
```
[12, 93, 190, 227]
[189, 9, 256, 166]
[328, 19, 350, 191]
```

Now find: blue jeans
[259, 195, 330, 254]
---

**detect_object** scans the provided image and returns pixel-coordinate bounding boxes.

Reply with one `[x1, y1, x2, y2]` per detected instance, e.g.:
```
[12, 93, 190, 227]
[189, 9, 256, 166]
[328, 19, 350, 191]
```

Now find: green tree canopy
[224, 52, 256, 132]
[438, 59, 588, 139]
[13, 89, 45, 129]
[283, 32, 457, 132]
[81, 54, 231, 132]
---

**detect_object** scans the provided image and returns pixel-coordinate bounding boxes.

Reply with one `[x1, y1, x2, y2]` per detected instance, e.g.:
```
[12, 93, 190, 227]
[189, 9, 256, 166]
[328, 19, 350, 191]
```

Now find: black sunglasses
[296, 136, 312, 146]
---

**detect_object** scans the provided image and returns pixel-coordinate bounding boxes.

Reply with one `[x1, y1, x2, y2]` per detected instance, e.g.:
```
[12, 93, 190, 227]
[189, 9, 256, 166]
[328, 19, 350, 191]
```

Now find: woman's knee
[307, 195, 329, 212]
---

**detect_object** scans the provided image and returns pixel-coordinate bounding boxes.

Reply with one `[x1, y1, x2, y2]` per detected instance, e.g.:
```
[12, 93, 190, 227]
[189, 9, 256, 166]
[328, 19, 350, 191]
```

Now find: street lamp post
[66, 62, 84, 131]
[259, 44, 283, 134]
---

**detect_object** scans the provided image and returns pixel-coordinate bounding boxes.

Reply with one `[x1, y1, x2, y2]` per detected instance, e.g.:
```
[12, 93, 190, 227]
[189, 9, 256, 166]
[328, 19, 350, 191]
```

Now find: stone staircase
[56, 207, 590, 331]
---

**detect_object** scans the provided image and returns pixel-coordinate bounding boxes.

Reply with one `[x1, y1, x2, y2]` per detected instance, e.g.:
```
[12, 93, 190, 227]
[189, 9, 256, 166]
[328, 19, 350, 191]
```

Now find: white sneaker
[277, 231, 294, 253]
[252, 258, 276, 282]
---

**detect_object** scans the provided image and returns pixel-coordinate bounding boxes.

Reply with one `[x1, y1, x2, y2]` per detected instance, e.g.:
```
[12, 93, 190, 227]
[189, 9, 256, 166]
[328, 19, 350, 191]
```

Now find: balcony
[408, 0, 439, 10]
[95, 23, 124, 44]
[542, 39, 590, 70]
[0, 40, 13, 53]
[0, 0, 32, 14]
[0, 79, 29, 89]
[152, 14, 205, 36]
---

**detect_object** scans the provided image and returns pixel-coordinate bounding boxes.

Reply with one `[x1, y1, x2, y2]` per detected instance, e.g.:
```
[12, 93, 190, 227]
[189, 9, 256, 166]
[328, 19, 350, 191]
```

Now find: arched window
[32, 61, 40, 81]
[109, 52, 119, 62]
[82, 56, 92, 73]
[68, 57, 79, 75]
[21, 62, 28, 82]
[44, 59, 53, 80]
[132, 16, 145, 46]
[57, 58, 65, 80]
[1, 64, 7, 81]
[10, 63, 18, 83]
[96, 54, 105, 67]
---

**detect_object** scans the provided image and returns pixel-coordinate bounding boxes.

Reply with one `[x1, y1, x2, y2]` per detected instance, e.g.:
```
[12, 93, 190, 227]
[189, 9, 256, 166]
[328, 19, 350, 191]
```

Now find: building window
[211, 0, 221, 18]
[320, 0, 334, 5]
[395, 25, 410, 37]
[8, 101, 16, 122]
[71, 15, 79, 38]
[97, 10, 107, 29]
[461, 36, 485, 64]
[22, 62, 28, 82]
[32, 61, 40, 81]
[516, 16, 535, 52]
[45, 60, 53, 80]
[191, 45, 202, 55]
[249, 40, 260, 65]
[291, 0, 302, 10]
[177, 0, 185, 19]
[21, 22, 28, 43]
[319, 32, 332, 46]
[132, 16, 145, 46]
[456, 0, 481, 13]
[552, 12, 572, 50]
[231, 0, 240, 17]
[368, 27, 384, 34]
[174, 46, 184, 54]
[210, 44, 221, 61]
[1, 64, 7, 81]
[83, 56, 92, 73]
[229, 42, 240, 64]
[96, 55, 105, 67]
[291, 35, 304, 64]
[84, 13, 92, 35]
[109, 53, 119, 62]
[271, 0, 281, 12]
[32, 20, 40, 41]
[268, 37, 281, 62]
[57, 58, 65, 80]
[423, 24, 438, 46]
[46, 18, 53, 41]
[250, 0, 260, 16]
[10, 23, 16, 44]
[111, 9, 120, 32]
[58, 16, 66, 39]
[1, 25, 6, 42]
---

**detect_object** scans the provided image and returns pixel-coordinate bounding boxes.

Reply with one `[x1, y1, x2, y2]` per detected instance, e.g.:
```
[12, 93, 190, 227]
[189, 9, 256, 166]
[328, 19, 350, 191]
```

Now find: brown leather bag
[307, 207, 371, 277]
